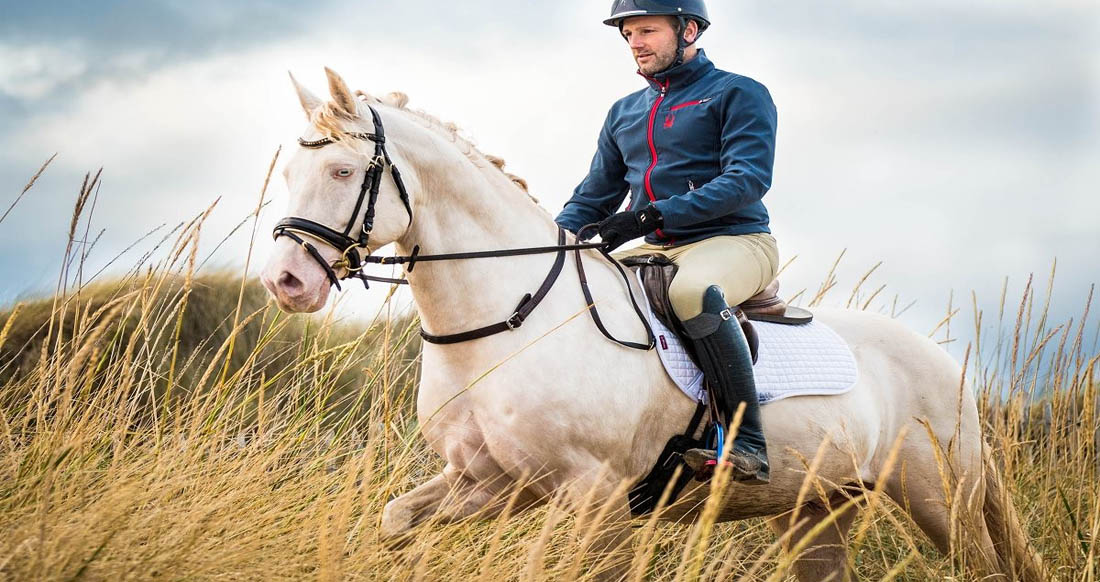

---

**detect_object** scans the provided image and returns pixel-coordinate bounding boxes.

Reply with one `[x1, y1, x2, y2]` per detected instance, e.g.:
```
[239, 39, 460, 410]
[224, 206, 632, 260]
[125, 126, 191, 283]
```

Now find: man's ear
[683, 19, 700, 44]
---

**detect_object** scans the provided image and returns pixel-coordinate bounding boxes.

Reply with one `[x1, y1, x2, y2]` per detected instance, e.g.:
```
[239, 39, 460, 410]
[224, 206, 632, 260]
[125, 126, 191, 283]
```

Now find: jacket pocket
[669, 97, 713, 112]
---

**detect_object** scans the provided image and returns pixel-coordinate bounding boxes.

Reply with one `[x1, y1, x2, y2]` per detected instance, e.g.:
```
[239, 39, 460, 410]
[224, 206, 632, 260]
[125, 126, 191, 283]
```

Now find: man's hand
[597, 205, 663, 251]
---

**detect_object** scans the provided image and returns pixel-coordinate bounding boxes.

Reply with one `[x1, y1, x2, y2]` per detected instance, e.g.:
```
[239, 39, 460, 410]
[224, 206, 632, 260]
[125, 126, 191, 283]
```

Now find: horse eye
[335, 168, 353, 178]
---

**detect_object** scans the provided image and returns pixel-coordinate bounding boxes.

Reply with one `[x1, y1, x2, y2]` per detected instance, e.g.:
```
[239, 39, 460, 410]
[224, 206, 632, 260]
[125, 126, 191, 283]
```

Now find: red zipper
[644, 78, 670, 240]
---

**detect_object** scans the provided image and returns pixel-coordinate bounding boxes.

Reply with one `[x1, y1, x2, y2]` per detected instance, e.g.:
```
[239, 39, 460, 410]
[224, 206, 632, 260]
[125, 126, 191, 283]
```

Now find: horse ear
[289, 72, 323, 119]
[324, 67, 359, 118]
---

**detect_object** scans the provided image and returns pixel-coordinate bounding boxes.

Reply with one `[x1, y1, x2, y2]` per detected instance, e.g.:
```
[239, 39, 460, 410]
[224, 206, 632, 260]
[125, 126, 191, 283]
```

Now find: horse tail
[982, 452, 1047, 582]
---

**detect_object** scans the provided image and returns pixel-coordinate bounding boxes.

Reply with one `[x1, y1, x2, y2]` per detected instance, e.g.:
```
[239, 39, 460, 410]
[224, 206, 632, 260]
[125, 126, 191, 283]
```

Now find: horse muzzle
[261, 242, 333, 313]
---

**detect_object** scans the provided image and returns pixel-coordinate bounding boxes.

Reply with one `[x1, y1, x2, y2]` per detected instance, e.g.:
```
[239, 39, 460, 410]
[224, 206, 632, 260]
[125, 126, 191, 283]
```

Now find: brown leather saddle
[620, 254, 812, 362]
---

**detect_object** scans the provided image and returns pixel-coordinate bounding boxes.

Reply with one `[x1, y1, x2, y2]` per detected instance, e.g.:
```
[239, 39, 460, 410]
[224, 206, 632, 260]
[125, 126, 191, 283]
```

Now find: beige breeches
[614, 233, 780, 321]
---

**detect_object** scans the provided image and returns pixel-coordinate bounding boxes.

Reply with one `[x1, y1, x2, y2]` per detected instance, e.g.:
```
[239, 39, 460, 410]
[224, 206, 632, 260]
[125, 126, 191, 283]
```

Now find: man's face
[621, 15, 689, 76]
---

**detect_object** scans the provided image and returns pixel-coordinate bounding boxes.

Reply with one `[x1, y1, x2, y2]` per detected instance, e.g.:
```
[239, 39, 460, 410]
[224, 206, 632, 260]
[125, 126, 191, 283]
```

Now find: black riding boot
[680, 285, 769, 484]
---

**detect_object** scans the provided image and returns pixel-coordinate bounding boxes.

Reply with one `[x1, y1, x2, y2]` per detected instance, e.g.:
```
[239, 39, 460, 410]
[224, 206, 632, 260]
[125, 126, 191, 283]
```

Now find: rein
[273, 105, 653, 350]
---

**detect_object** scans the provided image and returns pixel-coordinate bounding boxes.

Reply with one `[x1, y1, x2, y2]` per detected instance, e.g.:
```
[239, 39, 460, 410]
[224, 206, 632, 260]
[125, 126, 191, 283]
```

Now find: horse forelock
[304, 88, 542, 209]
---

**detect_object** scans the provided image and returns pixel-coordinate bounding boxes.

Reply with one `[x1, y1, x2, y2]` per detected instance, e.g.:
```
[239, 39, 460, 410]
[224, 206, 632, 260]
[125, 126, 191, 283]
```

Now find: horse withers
[260, 69, 1045, 582]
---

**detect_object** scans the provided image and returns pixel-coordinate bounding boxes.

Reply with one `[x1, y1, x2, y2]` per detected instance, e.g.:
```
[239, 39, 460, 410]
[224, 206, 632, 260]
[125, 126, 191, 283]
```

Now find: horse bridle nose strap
[272, 104, 413, 290]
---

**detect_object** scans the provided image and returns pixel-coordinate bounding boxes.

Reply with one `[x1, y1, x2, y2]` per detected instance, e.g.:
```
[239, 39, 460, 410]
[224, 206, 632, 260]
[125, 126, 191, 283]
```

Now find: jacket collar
[639, 49, 714, 92]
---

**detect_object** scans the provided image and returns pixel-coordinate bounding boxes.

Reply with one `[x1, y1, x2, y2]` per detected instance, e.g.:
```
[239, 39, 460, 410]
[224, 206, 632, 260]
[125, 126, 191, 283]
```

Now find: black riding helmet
[605, 0, 710, 70]
[604, 0, 710, 31]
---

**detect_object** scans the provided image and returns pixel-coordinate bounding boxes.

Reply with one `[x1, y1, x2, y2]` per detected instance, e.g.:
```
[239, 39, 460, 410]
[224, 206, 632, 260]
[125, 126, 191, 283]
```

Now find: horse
[260, 68, 1045, 582]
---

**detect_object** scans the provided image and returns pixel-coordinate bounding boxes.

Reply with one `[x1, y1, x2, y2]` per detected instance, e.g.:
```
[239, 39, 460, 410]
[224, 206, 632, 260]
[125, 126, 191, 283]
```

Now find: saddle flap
[621, 254, 760, 363]
[620, 254, 681, 335]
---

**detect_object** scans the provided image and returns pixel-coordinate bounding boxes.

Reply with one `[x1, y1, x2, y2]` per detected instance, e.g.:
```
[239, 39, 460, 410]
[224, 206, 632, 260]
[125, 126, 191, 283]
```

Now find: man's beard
[637, 48, 677, 76]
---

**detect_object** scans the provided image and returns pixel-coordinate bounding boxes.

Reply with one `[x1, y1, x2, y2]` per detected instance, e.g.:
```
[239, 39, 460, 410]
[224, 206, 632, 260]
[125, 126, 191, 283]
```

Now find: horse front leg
[379, 466, 505, 548]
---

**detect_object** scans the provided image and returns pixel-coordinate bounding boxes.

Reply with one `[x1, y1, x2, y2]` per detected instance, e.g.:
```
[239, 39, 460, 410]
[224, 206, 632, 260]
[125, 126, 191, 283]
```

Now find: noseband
[272, 104, 413, 290]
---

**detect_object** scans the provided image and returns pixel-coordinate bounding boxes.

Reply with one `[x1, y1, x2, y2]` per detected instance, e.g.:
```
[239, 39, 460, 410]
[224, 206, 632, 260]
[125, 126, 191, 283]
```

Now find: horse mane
[308, 89, 542, 210]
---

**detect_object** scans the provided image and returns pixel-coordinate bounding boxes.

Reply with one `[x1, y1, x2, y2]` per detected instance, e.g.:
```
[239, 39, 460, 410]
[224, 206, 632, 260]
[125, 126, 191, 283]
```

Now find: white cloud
[0, 42, 88, 100]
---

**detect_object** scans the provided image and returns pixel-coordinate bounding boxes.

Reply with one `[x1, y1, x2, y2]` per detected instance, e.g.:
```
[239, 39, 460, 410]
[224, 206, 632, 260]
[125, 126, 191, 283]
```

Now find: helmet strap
[672, 16, 689, 67]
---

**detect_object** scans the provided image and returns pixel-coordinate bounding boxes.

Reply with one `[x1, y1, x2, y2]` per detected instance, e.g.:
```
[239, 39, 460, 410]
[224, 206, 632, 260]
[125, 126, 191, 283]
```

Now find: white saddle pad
[637, 274, 859, 405]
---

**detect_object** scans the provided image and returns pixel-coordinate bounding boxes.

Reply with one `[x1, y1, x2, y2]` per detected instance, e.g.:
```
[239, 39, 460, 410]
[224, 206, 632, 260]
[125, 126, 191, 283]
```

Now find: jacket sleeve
[651, 79, 777, 228]
[554, 107, 630, 234]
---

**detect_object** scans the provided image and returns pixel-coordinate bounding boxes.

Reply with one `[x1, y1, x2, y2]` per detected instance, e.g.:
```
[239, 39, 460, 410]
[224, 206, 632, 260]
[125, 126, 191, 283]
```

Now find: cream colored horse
[261, 69, 1045, 582]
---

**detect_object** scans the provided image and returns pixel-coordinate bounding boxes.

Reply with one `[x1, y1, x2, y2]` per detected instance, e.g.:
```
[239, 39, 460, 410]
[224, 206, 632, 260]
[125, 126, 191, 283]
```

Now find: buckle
[505, 313, 524, 330]
[720, 308, 734, 321]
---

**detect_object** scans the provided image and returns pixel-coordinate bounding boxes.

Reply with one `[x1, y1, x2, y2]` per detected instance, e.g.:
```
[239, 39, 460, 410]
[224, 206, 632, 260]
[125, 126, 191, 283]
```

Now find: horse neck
[394, 136, 561, 338]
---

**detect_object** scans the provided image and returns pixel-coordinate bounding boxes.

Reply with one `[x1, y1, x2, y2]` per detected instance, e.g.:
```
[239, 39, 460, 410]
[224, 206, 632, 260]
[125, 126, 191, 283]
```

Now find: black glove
[597, 205, 663, 251]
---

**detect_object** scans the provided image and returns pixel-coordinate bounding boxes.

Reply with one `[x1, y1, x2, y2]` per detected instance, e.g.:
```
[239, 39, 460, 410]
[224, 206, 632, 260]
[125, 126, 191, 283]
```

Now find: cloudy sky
[1, 0, 1097, 358]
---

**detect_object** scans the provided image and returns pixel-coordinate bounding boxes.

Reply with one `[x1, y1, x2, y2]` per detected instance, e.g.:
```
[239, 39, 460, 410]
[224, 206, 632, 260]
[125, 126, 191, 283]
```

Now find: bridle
[272, 104, 413, 290]
[272, 103, 653, 349]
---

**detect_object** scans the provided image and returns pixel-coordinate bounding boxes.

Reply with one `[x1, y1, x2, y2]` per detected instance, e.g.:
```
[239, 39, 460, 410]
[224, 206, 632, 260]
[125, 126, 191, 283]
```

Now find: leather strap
[418, 229, 655, 350]
[276, 103, 413, 289]
[573, 246, 654, 350]
[277, 107, 656, 351]
[420, 229, 569, 345]
[276, 230, 344, 291]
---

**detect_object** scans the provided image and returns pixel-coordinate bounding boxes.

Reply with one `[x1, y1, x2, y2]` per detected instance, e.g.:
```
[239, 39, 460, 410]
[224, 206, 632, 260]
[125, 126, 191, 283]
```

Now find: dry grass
[0, 168, 1096, 581]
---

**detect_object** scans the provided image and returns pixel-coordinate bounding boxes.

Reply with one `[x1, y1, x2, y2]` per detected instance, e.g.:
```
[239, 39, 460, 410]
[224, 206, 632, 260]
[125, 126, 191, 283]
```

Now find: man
[555, 0, 779, 484]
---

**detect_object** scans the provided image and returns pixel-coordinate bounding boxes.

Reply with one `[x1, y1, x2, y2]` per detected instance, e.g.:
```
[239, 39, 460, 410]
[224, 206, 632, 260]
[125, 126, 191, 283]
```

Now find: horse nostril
[278, 271, 304, 293]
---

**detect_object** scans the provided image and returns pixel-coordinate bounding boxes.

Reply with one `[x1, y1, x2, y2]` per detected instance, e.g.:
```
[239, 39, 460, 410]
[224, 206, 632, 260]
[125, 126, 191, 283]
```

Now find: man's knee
[669, 276, 716, 322]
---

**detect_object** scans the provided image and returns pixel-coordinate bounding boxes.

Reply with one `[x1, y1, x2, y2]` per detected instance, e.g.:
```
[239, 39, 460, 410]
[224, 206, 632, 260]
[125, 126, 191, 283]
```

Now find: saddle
[620, 254, 812, 364]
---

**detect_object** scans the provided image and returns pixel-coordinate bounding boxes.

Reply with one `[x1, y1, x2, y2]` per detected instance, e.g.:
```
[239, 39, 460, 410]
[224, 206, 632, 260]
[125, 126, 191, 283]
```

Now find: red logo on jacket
[663, 113, 675, 128]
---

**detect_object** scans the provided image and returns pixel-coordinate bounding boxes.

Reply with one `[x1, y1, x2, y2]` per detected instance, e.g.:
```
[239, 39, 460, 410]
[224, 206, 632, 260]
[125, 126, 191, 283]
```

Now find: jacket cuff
[637, 205, 664, 234]
[649, 199, 679, 229]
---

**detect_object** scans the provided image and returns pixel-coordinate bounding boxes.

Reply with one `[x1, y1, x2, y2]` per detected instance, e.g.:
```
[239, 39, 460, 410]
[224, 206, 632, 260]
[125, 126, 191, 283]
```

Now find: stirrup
[683, 448, 770, 485]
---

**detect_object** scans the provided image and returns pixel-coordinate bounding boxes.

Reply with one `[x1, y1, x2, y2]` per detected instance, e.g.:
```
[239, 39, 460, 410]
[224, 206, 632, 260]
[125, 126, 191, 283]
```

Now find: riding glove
[597, 205, 663, 251]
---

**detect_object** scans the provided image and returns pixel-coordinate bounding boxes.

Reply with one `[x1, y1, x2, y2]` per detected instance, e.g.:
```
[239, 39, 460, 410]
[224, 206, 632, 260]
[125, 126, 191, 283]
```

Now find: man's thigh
[667, 234, 779, 321]
[611, 243, 669, 262]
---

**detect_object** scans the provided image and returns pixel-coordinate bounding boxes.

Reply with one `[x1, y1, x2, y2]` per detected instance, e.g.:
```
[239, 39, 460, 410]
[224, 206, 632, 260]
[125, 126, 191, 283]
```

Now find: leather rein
[272, 103, 654, 349]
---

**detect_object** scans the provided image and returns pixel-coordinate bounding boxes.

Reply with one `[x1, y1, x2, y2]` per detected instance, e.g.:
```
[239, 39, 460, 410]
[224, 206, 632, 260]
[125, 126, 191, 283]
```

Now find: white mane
[308, 88, 544, 211]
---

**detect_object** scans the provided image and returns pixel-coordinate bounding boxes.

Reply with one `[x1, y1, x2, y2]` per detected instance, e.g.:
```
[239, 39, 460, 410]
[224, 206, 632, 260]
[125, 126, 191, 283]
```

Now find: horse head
[262, 68, 418, 313]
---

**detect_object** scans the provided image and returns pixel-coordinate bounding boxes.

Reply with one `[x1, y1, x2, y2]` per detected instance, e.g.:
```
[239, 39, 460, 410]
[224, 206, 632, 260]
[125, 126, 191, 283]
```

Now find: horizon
[1, 0, 1097, 361]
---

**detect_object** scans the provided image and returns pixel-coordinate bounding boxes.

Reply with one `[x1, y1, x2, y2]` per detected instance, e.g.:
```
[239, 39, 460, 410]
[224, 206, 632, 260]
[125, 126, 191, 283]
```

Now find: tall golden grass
[0, 167, 1096, 581]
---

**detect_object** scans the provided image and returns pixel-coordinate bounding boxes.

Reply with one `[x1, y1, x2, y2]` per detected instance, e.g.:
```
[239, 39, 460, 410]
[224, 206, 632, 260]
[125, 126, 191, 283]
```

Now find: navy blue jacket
[556, 50, 777, 246]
